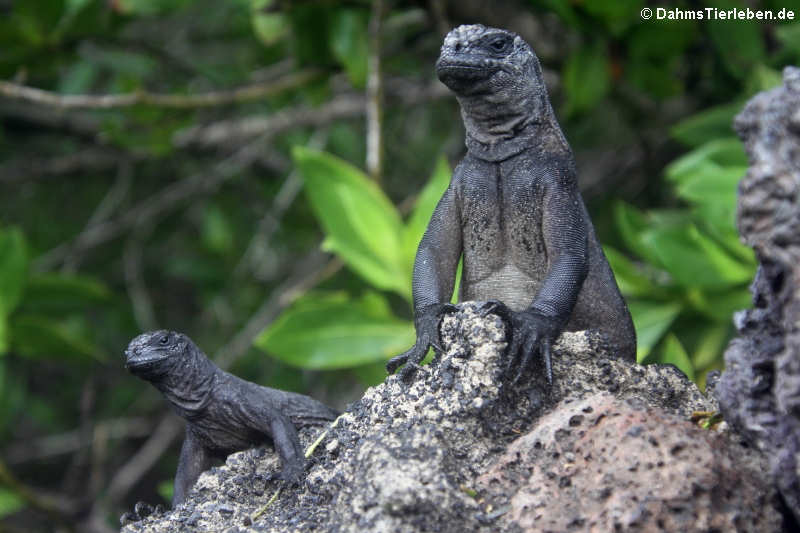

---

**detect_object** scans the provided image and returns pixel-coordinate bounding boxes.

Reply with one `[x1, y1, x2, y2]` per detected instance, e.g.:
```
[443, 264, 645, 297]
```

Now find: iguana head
[125, 330, 191, 380]
[435, 25, 563, 160]
[436, 24, 538, 97]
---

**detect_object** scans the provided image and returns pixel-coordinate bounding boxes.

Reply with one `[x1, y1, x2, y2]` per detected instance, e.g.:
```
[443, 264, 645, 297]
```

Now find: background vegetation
[0, 0, 797, 530]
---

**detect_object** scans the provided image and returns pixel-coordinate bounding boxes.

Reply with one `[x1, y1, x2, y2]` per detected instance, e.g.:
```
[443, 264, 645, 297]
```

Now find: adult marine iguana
[387, 25, 636, 384]
[123, 330, 337, 516]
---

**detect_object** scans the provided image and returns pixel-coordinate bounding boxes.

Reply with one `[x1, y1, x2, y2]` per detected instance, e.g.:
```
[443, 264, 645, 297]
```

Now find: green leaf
[745, 64, 782, 94]
[329, 9, 369, 87]
[657, 333, 694, 381]
[666, 138, 747, 179]
[0, 319, 8, 358]
[707, 3, 766, 80]
[563, 43, 610, 116]
[157, 480, 173, 504]
[613, 202, 660, 266]
[0, 227, 28, 318]
[202, 204, 234, 255]
[351, 361, 390, 386]
[58, 61, 97, 94]
[642, 223, 753, 288]
[628, 300, 683, 362]
[251, 0, 287, 46]
[288, 4, 335, 66]
[115, 0, 193, 16]
[20, 274, 111, 312]
[9, 315, 105, 362]
[255, 291, 415, 369]
[403, 156, 451, 268]
[690, 323, 731, 371]
[670, 103, 742, 146]
[0, 488, 24, 519]
[776, 23, 800, 57]
[687, 286, 752, 322]
[673, 163, 744, 208]
[294, 146, 409, 297]
[582, 0, 642, 35]
[602, 246, 658, 297]
[528, 0, 580, 27]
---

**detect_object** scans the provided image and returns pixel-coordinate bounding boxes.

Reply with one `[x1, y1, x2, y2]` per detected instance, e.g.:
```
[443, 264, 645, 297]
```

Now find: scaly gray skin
[387, 25, 636, 384]
[122, 330, 337, 518]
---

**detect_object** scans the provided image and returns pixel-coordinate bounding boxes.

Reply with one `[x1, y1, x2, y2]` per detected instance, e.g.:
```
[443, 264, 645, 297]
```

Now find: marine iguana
[387, 25, 636, 384]
[122, 330, 337, 518]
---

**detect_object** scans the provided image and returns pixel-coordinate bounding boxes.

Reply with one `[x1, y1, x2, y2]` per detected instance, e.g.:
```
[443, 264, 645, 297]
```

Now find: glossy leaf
[563, 44, 610, 116]
[603, 246, 659, 297]
[628, 300, 682, 362]
[0, 488, 24, 519]
[294, 146, 409, 298]
[329, 9, 369, 87]
[670, 103, 742, 147]
[707, 6, 765, 80]
[665, 138, 747, 180]
[202, 204, 235, 255]
[691, 323, 732, 371]
[251, 0, 287, 46]
[255, 291, 415, 369]
[0, 228, 28, 317]
[613, 202, 661, 266]
[657, 333, 694, 381]
[686, 286, 752, 322]
[641, 223, 752, 289]
[10, 315, 104, 362]
[20, 274, 111, 312]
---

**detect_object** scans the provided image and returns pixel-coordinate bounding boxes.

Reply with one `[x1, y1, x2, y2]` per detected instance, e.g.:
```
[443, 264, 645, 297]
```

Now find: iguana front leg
[479, 300, 560, 385]
[387, 184, 462, 382]
[386, 302, 458, 380]
[269, 414, 305, 484]
[173, 428, 214, 506]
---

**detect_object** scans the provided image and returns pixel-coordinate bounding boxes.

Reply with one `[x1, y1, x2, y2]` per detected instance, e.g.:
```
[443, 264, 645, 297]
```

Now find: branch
[0, 69, 321, 110]
[366, 0, 385, 182]
[33, 132, 274, 271]
[0, 148, 130, 183]
[0, 458, 75, 527]
[174, 79, 450, 149]
[2, 418, 151, 465]
[173, 93, 365, 149]
[103, 415, 184, 504]
[233, 129, 329, 279]
[214, 250, 343, 371]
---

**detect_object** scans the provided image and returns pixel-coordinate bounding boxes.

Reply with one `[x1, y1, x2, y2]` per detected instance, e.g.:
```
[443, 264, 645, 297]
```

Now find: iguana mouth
[125, 352, 169, 370]
[436, 59, 498, 80]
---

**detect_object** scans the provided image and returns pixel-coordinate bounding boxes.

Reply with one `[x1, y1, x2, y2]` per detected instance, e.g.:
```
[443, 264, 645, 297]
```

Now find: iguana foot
[120, 501, 165, 525]
[483, 301, 560, 385]
[386, 303, 457, 382]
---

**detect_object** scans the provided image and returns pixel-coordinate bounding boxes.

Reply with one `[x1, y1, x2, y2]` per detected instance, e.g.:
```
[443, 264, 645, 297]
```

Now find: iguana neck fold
[152, 343, 216, 418]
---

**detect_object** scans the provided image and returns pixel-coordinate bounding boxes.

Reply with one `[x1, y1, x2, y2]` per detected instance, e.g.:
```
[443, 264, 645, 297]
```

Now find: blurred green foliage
[0, 0, 798, 530]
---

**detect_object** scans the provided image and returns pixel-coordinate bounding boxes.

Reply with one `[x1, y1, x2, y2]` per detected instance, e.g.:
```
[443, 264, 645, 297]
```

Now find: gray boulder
[124, 303, 784, 532]
[715, 66, 800, 524]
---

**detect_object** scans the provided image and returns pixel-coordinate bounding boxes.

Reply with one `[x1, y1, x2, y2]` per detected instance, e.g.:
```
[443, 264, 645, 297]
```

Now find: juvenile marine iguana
[122, 330, 337, 517]
[387, 25, 636, 384]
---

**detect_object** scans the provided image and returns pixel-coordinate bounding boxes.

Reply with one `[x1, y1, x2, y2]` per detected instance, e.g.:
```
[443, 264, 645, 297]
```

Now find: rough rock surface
[715, 66, 800, 524]
[479, 394, 781, 532]
[125, 304, 782, 532]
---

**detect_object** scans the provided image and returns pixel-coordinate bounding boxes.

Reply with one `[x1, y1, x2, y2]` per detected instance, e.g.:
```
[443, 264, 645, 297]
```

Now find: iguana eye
[489, 37, 510, 53]
[159, 334, 169, 345]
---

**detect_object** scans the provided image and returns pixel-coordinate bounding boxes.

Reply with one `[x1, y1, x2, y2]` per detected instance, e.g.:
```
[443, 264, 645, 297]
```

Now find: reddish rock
[479, 393, 784, 532]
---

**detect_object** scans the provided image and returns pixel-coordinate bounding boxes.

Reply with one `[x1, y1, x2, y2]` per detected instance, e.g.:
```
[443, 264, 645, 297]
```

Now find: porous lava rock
[478, 393, 782, 532]
[124, 303, 783, 532]
[715, 66, 800, 524]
